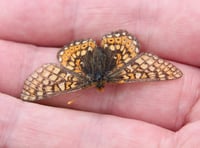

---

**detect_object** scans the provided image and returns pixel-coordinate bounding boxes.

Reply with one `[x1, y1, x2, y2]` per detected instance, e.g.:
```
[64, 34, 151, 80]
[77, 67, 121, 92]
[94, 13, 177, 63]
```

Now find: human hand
[0, 1, 200, 147]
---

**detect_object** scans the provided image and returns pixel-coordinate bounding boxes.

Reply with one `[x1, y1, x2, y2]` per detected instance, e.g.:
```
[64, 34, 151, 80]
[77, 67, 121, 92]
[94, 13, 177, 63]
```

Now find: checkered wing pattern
[57, 39, 97, 76]
[108, 53, 183, 83]
[101, 30, 140, 70]
[21, 64, 84, 101]
[20, 30, 183, 101]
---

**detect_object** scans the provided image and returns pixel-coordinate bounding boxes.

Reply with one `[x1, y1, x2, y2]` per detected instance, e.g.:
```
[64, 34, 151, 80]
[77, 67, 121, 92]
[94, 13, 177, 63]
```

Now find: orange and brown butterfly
[21, 30, 183, 101]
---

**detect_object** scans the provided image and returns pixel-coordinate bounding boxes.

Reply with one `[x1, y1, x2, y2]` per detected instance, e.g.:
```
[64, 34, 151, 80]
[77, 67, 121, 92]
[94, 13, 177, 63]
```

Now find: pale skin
[0, 0, 200, 147]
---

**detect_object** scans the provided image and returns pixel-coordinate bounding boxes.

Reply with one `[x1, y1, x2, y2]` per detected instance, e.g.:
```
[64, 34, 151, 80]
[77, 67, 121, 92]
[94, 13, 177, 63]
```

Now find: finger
[0, 0, 199, 65]
[0, 94, 174, 148]
[1, 40, 200, 130]
[175, 121, 200, 147]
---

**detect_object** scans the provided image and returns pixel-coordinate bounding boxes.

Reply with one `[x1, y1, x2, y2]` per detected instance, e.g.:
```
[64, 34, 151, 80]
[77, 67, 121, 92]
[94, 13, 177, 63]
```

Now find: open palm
[0, 1, 200, 147]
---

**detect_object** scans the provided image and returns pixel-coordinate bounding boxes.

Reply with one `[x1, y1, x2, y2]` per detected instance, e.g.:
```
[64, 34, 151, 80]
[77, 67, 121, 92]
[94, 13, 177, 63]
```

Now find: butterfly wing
[100, 30, 140, 69]
[101, 30, 182, 83]
[21, 64, 86, 101]
[57, 39, 97, 76]
[107, 53, 183, 83]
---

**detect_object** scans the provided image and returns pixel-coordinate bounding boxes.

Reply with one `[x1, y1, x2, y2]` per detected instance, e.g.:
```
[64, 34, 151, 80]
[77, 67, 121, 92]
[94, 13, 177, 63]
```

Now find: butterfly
[21, 30, 183, 101]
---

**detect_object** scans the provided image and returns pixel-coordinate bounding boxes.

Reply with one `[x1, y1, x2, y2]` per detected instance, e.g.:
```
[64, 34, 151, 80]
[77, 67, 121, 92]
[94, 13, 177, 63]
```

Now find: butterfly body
[81, 47, 116, 89]
[21, 30, 183, 101]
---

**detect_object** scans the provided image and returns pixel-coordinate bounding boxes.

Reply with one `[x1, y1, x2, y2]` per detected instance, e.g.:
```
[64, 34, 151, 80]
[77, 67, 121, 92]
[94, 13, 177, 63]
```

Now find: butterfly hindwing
[100, 30, 140, 70]
[57, 39, 97, 76]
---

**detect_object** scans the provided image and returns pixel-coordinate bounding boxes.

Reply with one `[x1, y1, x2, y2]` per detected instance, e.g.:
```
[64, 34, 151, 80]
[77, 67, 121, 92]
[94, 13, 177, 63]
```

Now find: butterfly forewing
[108, 53, 183, 83]
[21, 64, 84, 101]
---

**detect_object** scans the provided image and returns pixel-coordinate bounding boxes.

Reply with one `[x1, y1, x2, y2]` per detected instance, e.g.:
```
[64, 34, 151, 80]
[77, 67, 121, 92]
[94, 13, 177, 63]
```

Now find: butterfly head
[92, 72, 105, 89]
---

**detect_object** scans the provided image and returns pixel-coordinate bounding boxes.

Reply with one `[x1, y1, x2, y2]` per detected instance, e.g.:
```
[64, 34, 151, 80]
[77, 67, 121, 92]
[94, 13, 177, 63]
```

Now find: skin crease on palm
[0, 0, 200, 147]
